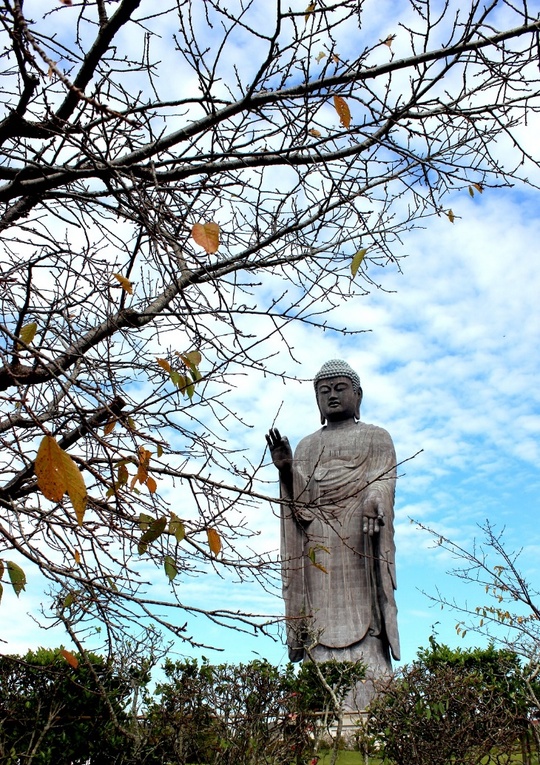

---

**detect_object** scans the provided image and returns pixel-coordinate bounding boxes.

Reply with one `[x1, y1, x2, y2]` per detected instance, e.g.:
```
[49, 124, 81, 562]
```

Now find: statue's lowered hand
[362, 496, 385, 536]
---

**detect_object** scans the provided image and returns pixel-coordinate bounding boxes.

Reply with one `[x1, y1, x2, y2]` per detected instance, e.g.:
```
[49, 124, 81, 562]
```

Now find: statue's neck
[323, 418, 358, 432]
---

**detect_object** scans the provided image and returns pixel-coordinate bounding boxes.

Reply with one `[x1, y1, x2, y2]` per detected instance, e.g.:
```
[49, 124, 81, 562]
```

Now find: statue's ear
[355, 387, 363, 420]
[317, 396, 325, 426]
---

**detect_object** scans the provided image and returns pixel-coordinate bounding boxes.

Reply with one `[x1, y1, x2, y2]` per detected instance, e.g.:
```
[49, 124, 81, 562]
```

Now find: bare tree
[0, 0, 539, 651]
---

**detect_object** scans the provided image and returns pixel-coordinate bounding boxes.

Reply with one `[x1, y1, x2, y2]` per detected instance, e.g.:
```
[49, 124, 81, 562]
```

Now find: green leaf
[139, 512, 155, 531]
[351, 248, 367, 278]
[63, 591, 76, 609]
[7, 561, 26, 597]
[138, 516, 167, 549]
[169, 514, 185, 543]
[164, 555, 178, 582]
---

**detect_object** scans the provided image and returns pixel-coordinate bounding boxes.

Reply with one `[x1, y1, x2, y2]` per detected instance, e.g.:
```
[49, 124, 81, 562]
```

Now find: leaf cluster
[368, 640, 532, 765]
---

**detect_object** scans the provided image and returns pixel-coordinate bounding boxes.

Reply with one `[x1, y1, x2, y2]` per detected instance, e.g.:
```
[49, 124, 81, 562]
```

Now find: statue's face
[316, 375, 359, 422]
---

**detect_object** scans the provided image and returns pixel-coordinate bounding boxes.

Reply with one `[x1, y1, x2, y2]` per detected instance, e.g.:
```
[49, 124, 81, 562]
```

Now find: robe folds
[280, 421, 400, 663]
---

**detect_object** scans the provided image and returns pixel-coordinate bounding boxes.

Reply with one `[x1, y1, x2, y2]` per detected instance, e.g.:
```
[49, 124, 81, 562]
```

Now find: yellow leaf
[35, 436, 87, 524]
[18, 322, 37, 346]
[473, 182, 484, 193]
[468, 185, 474, 197]
[351, 248, 367, 278]
[74, 550, 81, 564]
[35, 436, 69, 502]
[117, 463, 129, 487]
[191, 222, 220, 254]
[103, 420, 116, 436]
[113, 273, 133, 294]
[60, 648, 78, 668]
[313, 561, 328, 574]
[308, 128, 322, 138]
[157, 444, 164, 458]
[64, 457, 87, 526]
[316, 51, 326, 63]
[304, 2, 315, 21]
[157, 357, 171, 373]
[446, 209, 455, 223]
[146, 475, 157, 494]
[207, 528, 222, 556]
[333, 95, 351, 128]
[180, 350, 202, 367]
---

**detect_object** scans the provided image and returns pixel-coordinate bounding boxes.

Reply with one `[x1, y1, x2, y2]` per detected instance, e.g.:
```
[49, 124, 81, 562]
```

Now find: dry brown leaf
[103, 420, 116, 436]
[207, 528, 222, 556]
[137, 446, 152, 484]
[61, 648, 79, 668]
[157, 357, 171, 373]
[191, 222, 220, 254]
[333, 95, 351, 128]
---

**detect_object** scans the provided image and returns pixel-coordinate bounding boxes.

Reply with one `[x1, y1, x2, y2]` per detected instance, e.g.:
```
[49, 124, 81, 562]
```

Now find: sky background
[5, 181, 539, 670]
[2, 0, 540, 673]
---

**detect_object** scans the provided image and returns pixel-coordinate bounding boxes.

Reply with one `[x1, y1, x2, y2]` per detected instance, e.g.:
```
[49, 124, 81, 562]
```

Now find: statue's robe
[280, 421, 400, 667]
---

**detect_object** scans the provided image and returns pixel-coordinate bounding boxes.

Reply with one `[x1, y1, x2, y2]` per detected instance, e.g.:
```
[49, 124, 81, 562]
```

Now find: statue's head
[313, 359, 363, 425]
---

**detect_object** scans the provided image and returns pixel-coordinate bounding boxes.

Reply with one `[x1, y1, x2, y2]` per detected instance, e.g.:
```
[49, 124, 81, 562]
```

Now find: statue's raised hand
[266, 427, 293, 474]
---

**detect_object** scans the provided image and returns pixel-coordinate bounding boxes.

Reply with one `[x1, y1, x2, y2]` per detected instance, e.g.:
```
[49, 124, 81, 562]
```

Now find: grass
[315, 752, 377, 765]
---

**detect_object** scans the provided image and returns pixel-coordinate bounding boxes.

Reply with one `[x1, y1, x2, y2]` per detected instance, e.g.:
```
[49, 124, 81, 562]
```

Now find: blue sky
[2, 0, 540, 672]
